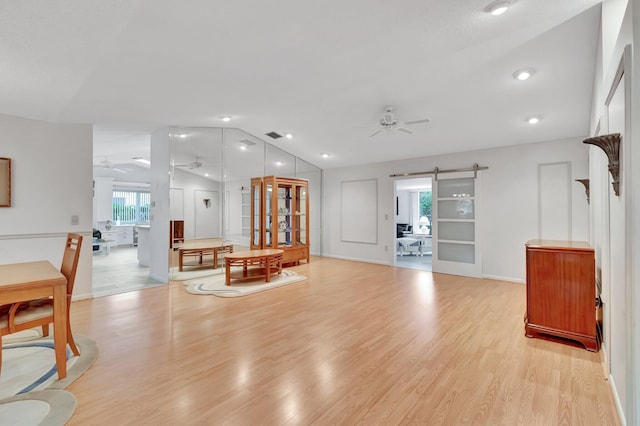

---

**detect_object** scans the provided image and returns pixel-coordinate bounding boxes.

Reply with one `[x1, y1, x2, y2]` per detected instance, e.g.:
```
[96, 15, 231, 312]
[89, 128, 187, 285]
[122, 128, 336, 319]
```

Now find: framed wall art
[0, 157, 10, 207]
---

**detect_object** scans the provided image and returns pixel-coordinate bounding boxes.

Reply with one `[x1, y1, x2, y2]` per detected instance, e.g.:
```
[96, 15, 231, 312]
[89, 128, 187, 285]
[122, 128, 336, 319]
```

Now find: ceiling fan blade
[396, 127, 415, 135]
[403, 118, 430, 125]
[370, 129, 383, 138]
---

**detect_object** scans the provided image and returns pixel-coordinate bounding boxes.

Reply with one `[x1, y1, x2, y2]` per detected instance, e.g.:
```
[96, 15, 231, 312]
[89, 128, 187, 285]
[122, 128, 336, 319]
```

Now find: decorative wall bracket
[575, 179, 590, 204]
[583, 133, 621, 196]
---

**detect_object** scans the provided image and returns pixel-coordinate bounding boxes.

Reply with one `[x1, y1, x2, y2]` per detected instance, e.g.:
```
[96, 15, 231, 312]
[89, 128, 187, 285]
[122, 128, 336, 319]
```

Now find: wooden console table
[179, 243, 234, 271]
[224, 249, 284, 286]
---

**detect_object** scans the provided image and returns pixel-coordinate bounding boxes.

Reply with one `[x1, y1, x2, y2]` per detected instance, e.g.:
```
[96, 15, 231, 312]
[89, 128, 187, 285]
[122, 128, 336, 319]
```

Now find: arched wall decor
[583, 133, 621, 196]
[575, 178, 590, 204]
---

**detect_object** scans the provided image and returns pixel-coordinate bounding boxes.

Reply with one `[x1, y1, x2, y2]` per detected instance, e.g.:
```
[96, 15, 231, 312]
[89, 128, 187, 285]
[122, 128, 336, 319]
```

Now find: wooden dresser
[524, 239, 599, 352]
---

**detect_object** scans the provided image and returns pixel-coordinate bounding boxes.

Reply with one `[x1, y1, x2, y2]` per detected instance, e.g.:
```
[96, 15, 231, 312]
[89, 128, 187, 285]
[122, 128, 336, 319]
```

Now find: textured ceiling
[0, 0, 601, 169]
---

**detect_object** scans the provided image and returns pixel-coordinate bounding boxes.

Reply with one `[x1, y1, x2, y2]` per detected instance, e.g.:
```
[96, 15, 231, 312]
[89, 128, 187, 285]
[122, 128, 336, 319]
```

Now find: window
[112, 190, 150, 224]
[419, 191, 432, 234]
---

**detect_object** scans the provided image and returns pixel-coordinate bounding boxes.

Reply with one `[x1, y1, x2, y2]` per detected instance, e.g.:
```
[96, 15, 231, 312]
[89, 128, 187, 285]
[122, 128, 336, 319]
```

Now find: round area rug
[0, 334, 98, 425]
[186, 269, 307, 297]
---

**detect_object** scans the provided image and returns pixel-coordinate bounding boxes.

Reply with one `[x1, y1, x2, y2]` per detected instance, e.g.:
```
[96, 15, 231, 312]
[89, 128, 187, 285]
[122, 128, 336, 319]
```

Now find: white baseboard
[608, 374, 626, 425]
[149, 272, 168, 283]
[72, 292, 94, 301]
[322, 253, 390, 266]
[482, 274, 524, 284]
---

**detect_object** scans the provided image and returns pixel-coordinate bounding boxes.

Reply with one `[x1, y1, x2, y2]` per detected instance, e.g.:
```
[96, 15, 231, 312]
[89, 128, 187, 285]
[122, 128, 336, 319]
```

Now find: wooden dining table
[0, 261, 68, 379]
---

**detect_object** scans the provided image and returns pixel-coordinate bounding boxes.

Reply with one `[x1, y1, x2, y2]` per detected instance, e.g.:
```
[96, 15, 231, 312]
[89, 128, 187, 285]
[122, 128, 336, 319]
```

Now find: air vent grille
[266, 131, 282, 139]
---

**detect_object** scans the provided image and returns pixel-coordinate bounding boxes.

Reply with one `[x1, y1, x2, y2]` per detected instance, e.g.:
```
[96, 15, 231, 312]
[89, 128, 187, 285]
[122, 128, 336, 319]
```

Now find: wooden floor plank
[66, 257, 620, 425]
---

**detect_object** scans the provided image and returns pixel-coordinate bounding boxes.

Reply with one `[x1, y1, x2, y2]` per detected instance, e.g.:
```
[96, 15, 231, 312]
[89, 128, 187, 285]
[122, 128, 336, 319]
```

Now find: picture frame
[0, 157, 10, 207]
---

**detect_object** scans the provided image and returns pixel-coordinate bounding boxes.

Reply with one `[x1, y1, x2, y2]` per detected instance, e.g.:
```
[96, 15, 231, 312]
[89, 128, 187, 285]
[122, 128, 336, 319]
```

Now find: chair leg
[42, 324, 49, 337]
[67, 321, 80, 357]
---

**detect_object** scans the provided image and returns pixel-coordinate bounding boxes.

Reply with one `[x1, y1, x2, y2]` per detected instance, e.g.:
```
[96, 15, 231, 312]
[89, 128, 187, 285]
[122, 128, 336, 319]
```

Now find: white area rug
[186, 269, 307, 297]
[0, 333, 98, 425]
[169, 266, 225, 281]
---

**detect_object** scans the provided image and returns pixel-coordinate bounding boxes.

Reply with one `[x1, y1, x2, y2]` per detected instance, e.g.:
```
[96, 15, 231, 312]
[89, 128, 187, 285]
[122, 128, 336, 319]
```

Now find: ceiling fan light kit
[173, 156, 203, 169]
[367, 105, 430, 138]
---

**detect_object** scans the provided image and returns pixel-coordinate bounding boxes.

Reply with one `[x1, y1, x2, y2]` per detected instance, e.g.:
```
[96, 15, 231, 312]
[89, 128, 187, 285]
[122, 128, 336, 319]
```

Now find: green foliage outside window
[419, 191, 432, 233]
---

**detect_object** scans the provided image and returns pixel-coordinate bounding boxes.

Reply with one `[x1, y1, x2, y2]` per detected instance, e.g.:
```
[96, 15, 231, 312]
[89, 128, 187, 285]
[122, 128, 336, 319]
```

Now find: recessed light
[527, 116, 541, 125]
[176, 132, 188, 139]
[321, 153, 330, 158]
[275, 161, 283, 166]
[514, 68, 535, 81]
[205, 173, 209, 177]
[239, 145, 247, 151]
[485, 1, 511, 15]
[220, 115, 232, 122]
[285, 133, 293, 139]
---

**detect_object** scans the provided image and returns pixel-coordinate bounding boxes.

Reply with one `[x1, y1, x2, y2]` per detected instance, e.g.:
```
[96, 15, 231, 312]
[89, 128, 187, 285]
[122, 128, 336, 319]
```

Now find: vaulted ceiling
[0, 1, 601, 169]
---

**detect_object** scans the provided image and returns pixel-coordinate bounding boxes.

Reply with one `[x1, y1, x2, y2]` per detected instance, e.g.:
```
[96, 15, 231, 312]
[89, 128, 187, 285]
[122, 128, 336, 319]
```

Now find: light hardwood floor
[67, 257, 619, 425]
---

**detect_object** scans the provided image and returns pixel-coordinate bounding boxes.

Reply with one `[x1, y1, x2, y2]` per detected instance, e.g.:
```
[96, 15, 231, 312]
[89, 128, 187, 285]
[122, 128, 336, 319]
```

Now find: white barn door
[432, 172, 482, 277]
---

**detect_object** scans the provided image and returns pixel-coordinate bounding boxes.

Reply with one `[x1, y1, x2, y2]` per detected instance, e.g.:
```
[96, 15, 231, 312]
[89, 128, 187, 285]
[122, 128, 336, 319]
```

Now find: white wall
[224, 178, 250, 246]
[0, 113, 94, 299]
[170, 168, 222, 240]
[323, 137, 589, 281]
[587, 1, 638, 423]
[295, 170, 322, 256]
[396, 190, 410, 224]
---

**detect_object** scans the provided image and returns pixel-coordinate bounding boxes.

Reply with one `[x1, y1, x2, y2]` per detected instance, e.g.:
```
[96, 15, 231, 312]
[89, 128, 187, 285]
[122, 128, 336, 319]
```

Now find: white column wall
[149, 128, 170, 283]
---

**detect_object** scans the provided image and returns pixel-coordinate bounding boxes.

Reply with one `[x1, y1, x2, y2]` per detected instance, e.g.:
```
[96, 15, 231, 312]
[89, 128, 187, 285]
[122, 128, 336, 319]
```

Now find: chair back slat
[61, 233, 83, 296]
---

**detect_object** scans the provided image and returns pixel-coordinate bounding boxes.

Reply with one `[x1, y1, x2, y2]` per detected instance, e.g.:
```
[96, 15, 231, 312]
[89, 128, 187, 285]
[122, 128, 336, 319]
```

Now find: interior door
[432, 172, 482, 277]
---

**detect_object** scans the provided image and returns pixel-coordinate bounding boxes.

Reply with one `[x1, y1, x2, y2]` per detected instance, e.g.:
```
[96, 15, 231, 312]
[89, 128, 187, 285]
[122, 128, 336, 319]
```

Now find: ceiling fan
[173, 156, 203, 170]
[95, 157, 127, 173]
[366, 105, 430, 138]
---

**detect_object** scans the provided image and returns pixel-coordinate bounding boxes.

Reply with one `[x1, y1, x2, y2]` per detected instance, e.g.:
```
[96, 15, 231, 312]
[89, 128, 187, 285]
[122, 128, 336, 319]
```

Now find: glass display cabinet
[250, 176, 310, 265]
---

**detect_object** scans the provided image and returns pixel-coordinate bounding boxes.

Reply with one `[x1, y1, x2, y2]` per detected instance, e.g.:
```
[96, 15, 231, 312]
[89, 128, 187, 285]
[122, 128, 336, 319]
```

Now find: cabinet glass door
[276, 183, 293, 247]
[251, 180, 262, 248]
[295, 185, 307, 246]
[265, 181, 273, 247]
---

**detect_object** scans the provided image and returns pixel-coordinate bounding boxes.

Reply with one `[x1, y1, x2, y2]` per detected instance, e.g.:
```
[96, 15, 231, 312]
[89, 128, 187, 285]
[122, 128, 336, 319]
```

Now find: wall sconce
[575, 179, 590, 204]
[583, 133, 621, 196]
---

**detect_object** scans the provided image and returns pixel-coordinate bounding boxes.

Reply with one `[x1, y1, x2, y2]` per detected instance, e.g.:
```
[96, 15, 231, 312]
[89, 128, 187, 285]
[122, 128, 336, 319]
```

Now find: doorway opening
[394, 177, 432, 271]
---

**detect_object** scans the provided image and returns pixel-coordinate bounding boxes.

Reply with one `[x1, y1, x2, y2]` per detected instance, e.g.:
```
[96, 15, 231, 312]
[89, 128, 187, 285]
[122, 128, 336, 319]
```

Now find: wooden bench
[178, 244, 234, 271]
[224, 249, 284, 286]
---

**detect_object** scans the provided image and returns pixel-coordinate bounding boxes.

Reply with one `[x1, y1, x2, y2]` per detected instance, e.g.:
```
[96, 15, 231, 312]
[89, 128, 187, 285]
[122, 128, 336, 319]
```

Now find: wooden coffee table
[224, 249, 284, 286]
[179, 243, 234, 271]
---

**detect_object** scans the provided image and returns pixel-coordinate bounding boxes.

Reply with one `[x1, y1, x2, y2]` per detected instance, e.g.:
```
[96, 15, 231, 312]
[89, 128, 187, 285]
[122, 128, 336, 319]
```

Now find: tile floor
[92, 246, 164, 297]
[395, 253, 432, 271]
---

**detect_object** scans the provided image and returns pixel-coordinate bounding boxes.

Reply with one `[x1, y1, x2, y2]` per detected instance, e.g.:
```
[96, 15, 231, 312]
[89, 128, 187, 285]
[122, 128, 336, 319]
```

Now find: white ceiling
[0, 1, 601, 170]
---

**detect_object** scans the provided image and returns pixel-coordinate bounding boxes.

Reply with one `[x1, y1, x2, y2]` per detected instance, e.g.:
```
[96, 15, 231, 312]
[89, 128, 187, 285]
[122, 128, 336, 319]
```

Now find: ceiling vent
[265, 131, 282, 139]
[240, 139, 256, 147]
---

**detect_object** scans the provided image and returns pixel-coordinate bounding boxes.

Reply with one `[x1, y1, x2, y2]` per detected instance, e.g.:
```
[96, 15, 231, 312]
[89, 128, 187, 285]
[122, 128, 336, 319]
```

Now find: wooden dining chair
[0, 233, 83, 373]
